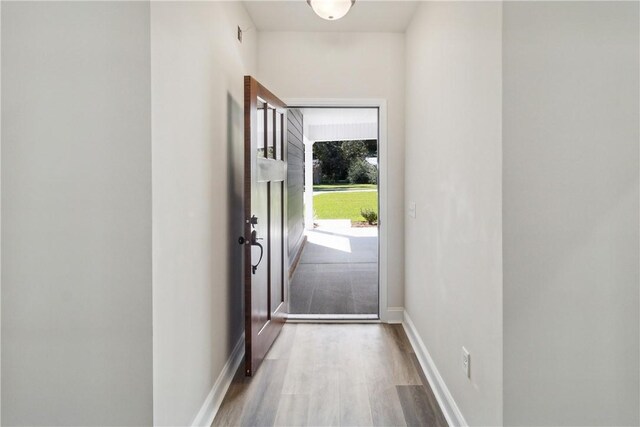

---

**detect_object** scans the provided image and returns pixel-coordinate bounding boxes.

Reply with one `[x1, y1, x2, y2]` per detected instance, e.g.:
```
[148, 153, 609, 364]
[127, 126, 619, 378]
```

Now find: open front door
[242, 76, 288, 376]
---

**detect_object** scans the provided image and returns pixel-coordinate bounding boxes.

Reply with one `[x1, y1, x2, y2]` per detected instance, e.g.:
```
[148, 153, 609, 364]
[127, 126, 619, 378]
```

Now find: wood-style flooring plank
[397, 385, 444, 427]
[366, 379, 408, 427]
[211, 384, 247, 426]
[273, 394, 309, 427]
[212, 324, 448, 427]
[339, 379, 373, 426]
[306, 365, 340, 426]
[382, 324, 415, 353]
[360, 329, 422, 386]
[239, 358, 288, 427]
[381, 325, 423, 386]
[408, 353, 449, 427]
[265, 323, 297, 360]
[281, 325, 313, 395]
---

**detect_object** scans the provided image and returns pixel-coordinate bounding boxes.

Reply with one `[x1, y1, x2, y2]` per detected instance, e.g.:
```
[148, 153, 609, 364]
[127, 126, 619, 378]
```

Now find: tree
[341, 140, 368, 161]
[348, 158, 377, 184]
[313, 142, 347, 183]
[313, 140, 378, 184]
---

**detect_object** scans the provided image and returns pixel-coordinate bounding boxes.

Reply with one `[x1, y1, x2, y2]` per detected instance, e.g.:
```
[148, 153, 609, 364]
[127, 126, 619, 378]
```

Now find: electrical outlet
[462, 347, 470, 378]
[237, 26, 243, 43]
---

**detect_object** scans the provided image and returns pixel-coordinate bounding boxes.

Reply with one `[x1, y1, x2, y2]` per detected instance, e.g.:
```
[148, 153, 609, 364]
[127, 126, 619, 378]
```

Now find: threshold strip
[287, 313, 379, 323]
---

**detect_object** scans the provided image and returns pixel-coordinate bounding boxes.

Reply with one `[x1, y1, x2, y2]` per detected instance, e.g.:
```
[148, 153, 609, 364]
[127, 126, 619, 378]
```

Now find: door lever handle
[238, 235, 263, 245]
[250, 230, 263, 274]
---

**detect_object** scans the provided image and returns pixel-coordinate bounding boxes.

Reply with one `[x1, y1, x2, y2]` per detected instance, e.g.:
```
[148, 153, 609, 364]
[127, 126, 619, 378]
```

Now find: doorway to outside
[286, 107, 380, 320]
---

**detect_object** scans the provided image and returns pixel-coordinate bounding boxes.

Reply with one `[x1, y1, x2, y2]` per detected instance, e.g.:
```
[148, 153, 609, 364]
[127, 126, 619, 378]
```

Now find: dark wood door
[243, 76, 288, 376]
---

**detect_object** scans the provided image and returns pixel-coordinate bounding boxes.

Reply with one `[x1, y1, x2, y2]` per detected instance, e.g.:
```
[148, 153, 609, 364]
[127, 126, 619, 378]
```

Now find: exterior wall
[287, 108, 305, 266]
[503, 2, 640, 425]
[150, 2, 257, 425]
[258, 31, 405, 310]
[1, 2, 152, 424]
[404, 2, 504, 425]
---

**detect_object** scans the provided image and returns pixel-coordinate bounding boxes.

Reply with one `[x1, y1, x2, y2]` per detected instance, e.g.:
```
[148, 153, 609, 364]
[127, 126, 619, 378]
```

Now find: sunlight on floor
[306, 230, 352, 253]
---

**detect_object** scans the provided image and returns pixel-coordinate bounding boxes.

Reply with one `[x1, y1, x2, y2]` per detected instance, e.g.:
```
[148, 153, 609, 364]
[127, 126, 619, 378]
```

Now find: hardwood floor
[212, 324, 448, 427]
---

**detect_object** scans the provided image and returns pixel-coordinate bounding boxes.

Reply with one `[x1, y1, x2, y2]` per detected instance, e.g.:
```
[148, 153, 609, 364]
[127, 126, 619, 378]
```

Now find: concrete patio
[289, 220, 378, 315]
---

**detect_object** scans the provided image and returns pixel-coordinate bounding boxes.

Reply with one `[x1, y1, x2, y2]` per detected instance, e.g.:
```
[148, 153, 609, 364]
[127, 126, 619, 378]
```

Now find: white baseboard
[402, 311, 468, 427]
[385, 306, 405, 324]
[190, 333, 245, 426]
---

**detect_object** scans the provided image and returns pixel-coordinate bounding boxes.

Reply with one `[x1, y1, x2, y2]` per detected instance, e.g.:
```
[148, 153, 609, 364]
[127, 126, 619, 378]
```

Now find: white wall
[503, 2, 640, 425]
[404, 2, 503, 425]
[1, 2, 152, 425]
[150, 2, 257, 425]
[258, 31, 406, 312]
[1, 2, 4, 423]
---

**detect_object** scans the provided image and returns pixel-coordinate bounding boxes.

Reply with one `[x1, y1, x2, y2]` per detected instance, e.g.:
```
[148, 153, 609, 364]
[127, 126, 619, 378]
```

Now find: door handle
[250, 230, 263, 274]
[239, 217, 264, 275]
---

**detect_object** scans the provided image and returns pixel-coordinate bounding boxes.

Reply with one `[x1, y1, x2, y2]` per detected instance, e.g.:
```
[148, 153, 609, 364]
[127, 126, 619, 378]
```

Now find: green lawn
[313, 191, 378, 222]
[313, 184, 377, 192]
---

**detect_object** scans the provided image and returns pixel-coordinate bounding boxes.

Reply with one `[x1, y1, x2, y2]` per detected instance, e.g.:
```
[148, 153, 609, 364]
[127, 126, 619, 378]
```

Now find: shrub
[368, 166, 378, 185]
[348, 159, 377, 184]
[360, 208, 378, 225]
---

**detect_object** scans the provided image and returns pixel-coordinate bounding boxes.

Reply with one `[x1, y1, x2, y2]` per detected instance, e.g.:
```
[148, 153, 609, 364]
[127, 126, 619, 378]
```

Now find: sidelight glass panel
[275, 111, 283, 160]
[257, 100, 266, 158]
[267, 105, 275, 159]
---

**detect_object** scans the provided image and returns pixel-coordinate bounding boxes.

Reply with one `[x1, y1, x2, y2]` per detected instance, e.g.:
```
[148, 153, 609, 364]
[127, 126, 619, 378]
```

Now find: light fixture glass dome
[307, 0, 355, 21]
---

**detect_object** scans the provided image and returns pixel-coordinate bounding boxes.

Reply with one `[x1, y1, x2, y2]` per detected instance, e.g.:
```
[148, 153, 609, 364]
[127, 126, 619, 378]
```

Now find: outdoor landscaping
[314, 190, 378, 223]
[313, 183, 376, 192]
[311, 140, 378, 225]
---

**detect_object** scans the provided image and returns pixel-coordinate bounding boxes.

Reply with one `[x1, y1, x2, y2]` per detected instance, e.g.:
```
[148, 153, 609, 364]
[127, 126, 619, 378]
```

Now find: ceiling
[243, 1, 420, 33]
[299, 108, 378, 142]
[301, 108, 378, 126]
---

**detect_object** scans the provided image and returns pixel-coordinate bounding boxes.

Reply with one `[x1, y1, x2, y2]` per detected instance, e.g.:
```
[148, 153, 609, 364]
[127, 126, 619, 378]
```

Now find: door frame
[285, 98, 392, 323]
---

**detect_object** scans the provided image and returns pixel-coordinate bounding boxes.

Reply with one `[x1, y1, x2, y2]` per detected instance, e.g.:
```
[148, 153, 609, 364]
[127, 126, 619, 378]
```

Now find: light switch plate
[462, 347, 470, 378]
[408, 201, 416, 218]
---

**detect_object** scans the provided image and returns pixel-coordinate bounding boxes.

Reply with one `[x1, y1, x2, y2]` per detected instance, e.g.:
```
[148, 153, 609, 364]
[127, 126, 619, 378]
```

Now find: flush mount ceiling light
[307, 0, 355, 21]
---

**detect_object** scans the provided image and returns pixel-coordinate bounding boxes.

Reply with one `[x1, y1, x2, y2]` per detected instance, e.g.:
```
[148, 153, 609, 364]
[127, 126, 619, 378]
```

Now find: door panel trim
[257, 158, 286, 182]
